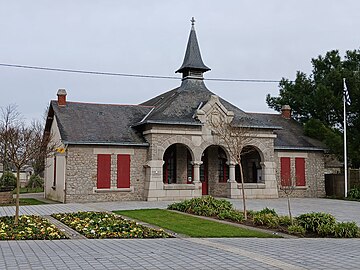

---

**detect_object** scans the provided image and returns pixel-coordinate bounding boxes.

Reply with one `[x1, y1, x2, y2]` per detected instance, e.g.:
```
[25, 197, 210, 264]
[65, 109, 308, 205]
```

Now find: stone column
[144, 160, 165, 201]
[227, 162, 236, 183]
[191, 161, 202, 183]
[227, 161, 239, 198]
[191, 161, 203, 197]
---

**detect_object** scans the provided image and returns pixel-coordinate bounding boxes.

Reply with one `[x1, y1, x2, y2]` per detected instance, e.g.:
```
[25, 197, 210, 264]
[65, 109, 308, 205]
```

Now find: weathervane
[191, 17, 195, 26]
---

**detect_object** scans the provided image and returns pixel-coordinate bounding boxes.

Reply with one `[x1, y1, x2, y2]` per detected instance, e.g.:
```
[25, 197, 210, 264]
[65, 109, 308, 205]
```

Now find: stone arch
[162, 142, 194, 185]
[157, 135, 195, 161]
[242, 144, 265, 163]
[248, 140, 271, 161]
[197, 141, 231, 162]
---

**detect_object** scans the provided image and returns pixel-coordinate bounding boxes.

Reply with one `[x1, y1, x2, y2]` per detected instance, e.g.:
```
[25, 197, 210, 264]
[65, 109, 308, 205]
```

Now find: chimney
[57, 89, 67, 106]
[281, 105, 291, 119]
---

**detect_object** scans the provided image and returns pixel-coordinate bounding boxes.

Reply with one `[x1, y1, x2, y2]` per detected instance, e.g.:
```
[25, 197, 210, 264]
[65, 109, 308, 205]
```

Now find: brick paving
[0, 197, 359, 269]
[0, 238, 359, 269]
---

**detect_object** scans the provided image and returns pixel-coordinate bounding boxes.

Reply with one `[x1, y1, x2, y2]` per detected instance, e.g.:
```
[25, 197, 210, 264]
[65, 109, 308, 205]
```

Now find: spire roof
[176, 17, 211, 75]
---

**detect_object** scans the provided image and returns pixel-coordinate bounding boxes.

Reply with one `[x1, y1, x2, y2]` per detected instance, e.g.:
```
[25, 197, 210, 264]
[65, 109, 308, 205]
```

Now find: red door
[200, 151, 208, 195]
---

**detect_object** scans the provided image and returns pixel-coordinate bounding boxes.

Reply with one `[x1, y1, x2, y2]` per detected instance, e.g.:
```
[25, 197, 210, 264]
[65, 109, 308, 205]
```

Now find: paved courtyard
[2, 196, 360, 225]
[0, 197, 359, 269]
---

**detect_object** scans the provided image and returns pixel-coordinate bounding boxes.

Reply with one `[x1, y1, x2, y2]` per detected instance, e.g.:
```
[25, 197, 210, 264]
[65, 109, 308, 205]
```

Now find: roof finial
[191, 17, 195, 29]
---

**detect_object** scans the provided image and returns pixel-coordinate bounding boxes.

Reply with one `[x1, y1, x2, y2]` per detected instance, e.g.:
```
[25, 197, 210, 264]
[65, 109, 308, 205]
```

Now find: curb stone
[44, 215, 87, 239]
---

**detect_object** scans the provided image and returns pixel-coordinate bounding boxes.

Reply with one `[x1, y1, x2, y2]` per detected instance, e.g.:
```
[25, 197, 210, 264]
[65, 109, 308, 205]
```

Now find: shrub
[347, 187, 360, 200]
[287, 225, 306, 236]
[168, 196, 233, 217]
[296, 212, 336, 233]
[0, 171, 16, 189]
[278, 215, 293, 226]
[246, 210, 257, 218]
[26, 174, 44, 188]
[316, 223, 335, 237]
[257, 207, 278, 217]
[333, 222, 359, 238]
[217, 210, 244, 222]
[253, 213, 279, 228]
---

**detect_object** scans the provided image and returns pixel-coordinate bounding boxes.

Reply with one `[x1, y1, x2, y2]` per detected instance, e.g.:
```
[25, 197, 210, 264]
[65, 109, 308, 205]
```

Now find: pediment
[194, 95, 234, 124]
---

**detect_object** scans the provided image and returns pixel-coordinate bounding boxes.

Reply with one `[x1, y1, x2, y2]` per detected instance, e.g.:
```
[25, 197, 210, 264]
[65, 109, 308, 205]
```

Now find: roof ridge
[51, 100, 154, 108]
[247, 112, 280, 116]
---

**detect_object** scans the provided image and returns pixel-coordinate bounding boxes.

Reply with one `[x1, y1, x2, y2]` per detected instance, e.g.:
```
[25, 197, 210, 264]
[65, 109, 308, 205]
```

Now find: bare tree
[31, 120, 48, 176]
[280, 177, 295, 225]
[210, 117, 254, 220]
[0, 104, 20, 172]
[0, 105, 57, 225]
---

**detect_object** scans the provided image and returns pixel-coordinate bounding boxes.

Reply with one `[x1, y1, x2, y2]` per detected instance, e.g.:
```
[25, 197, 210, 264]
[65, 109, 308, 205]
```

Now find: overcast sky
[1, 0, 359, 122]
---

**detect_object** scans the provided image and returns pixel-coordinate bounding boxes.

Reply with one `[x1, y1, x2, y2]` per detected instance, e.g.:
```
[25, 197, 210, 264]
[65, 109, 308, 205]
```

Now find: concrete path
[0, 197, 359, 269]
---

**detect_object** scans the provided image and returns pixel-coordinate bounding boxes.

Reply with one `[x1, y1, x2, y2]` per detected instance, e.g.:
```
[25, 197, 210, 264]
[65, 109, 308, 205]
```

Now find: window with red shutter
[117, 154, 130, 188]
[97, 154, 111, 189]
[295, 158, 306, 186]
[280, 157, 291, 186]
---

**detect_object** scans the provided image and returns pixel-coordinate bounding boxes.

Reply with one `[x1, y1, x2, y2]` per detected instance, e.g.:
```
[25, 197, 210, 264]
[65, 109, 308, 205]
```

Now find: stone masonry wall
[65, 146, 147, 203]
[275, 151, 325, 198]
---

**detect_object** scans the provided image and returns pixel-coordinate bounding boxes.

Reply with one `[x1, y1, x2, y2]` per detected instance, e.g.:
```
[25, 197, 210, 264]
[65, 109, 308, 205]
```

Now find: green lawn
[0, 198, 46, 206]
[114, 209, 279, 238]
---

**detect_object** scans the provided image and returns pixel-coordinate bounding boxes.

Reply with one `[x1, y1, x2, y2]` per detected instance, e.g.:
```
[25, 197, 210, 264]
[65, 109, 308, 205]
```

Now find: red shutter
[97, 154, 111, 189]
[280, 157, 291, 186]
[117, 154, 130, 188]
[295, 158, 306, 186]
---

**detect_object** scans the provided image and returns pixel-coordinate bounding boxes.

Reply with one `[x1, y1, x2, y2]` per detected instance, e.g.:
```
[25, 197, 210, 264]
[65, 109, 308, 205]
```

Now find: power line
[0, 63, 281, 83]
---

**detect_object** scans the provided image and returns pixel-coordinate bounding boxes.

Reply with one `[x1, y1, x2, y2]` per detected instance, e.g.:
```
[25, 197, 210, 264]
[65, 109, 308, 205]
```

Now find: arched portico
[235, 145, 264, 184]
[162, 143, 194, 185]
[199, 145, 230, 197]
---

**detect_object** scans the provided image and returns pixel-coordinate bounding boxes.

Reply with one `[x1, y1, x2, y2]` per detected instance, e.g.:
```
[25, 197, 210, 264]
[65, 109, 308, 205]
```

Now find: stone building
[44, 20, 326, 203]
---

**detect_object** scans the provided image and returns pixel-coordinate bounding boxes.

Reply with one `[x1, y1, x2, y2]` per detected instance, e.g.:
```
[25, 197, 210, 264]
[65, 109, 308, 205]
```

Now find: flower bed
[168, 196, 360, 238]
[52, 212, 172, 239]
[0, 215, 67, 240]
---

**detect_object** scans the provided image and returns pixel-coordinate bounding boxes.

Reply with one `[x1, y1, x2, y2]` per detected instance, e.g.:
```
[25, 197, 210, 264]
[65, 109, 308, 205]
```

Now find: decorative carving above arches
[194, 95, 234, 125]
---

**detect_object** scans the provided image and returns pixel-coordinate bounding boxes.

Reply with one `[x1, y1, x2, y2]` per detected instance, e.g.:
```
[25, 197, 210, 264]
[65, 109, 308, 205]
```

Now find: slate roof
[48, 101, 153, 146]
[139, 79, 279, 129]
[176, 24, 210, 74]
[248, 113, 325, 150]
[45, 20, 324, 151]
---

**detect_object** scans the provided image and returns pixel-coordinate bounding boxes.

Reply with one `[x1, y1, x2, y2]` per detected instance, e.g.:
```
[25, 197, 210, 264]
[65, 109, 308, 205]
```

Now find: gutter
[132, 120, 203, 127]
[274, 146, 325, 151]
[238, 124, 282, 130]
[63, 141, 149, 147]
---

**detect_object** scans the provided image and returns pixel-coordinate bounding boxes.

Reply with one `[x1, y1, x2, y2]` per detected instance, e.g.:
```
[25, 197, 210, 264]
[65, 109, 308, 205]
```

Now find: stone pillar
[191, 161, 203, 183]
[227, 162, 236, 183]
[191, 161, 203, 197]
[144, 160, 165, 201]
[227, 161, 240, 198]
